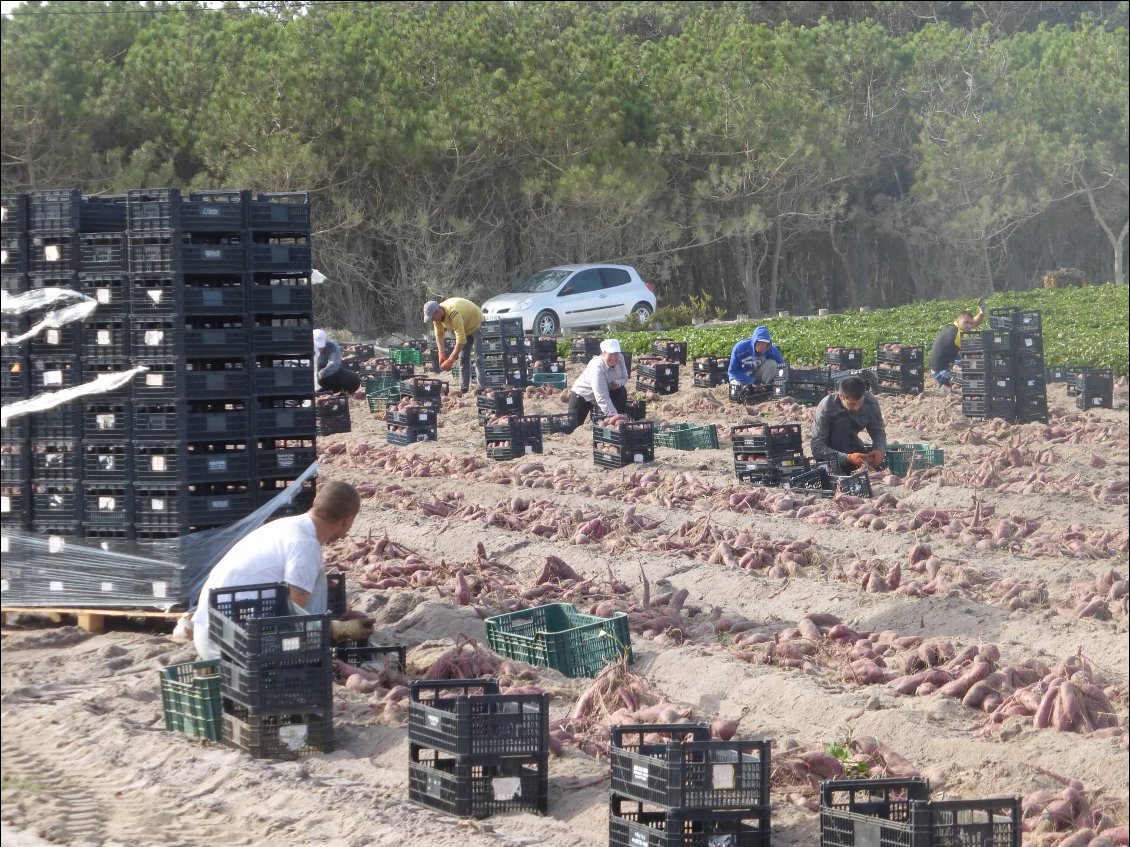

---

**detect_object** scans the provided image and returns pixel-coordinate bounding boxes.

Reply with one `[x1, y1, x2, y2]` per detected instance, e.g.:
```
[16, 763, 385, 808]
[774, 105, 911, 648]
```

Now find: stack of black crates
[408, 679, 549, 818]
[593, 420, 655, 468]
[961, 308, 1048, 423]
[484, 414, 543, 461]
[476, 318, 527, 388]
[609, 723, 772, 847]
[209, 581, 334, 759]
[773, 366, 832, 405]
[636, 358, 680, 395]
[693, 356, 729, 388]
[1069, 367, 1114, 410]
[652, 338, 688, 365]
[570, 335, 602, 363]
[875, 341, 924, 395]
[528, 335, 566, 374]
[387, 377, 444, 444]
[824, 347, 864, 370]
[0, 188, 317, 544]
[476, 387, 524, 424]
[732, 423, 809, 485]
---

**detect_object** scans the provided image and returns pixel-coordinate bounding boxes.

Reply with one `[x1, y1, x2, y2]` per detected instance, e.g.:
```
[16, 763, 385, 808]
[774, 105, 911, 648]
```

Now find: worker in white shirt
[563, 338, 630, 433]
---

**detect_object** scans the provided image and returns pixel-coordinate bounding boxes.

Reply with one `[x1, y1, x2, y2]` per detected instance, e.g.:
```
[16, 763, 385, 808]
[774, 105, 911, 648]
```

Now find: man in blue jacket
[728, 325, 786, 386]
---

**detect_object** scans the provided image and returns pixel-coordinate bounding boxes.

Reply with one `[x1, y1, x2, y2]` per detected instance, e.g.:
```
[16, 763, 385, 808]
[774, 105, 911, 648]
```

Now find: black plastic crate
[387, 406, 440, 428]
[251, 355, 315, 395]
[477, 317, 525, 339]
[254, 397, 317, 439]
[593, 420, 655, 449]
[731, 423, 802, 452]
[592, 399, 646, 424]
[824, 347, 864, 368]
[183, 359, 249, 396]
[250, 314, 314, 354]
[692, 372, 727, 389]
[248, 240, 311, 275]
[820, 778, 1020, 847]
[31, 482, 81, 524]
[1014, 374, 1047, 396]
[408, 679, 549, 759]
[397, 376, 446, 401]
[28, 190, 126, 233]
[208, 581, 331, 657]
[28, 323, 82, 357]
[781, 466, 835, 494]
[838, 470, 873, 497]
[610, 724, 769, 810]
[78, 400, 128, 440]
[249, 273, 313, 313]
[476, 387, 524, 422]
[408, 744, 548, 818]
[220, 649, 333, 711]
[388, 424, 438, 446]
[531, 336, 559, 358]
[1, 484, 32, 527]
[81, 441, 129, 480]
[610, 796, 771, 847]
[131, 483, 247, 531]
[1, 193, 27, 234]
[733, 452, 809, 474]
[30, 404, 84, 440]
[83, 483, 131, 529]
[594, 444, 655, 468]
[636, 375, 679, 395]
[0, 443, 29, 485]
[1078, 389, 1113, 410]
[877, 376, 924, 395]
[729, 383, 774, 404]
[652, 339, 688, 365]
[539, 413, 575, 435]
[76, 232, 126, 272]
[28, 439, 79, 480]
[960, 375, 987, 393]
[127, 188, 246, 233]
[254, 473, 315, 512]
[222, 704, 333, 760]
[487, 437, 543, 461]
[253, 438, 316, 477]
[1, 271, 28, 294]
[1044, 365, 1070, 383]
[1, 234, 27, 275]
[185, 399, 249, 439]
[315, 395, 352, 436]
[128, 232, 246, 275]
[876, 343, 924, 364]
[246, 192, 311, 233]
[484, 415, 545, 444]
[962, 395, 1016, 419]
[139, 440, 251, 484]
[334, 643, 406, 675]
[638, 360, 681, 382]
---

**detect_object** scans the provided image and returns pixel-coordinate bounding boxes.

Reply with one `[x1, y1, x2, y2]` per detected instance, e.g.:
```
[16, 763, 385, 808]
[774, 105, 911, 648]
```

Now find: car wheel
[631, 302, 653, 324]
[534, 310, 560, 336]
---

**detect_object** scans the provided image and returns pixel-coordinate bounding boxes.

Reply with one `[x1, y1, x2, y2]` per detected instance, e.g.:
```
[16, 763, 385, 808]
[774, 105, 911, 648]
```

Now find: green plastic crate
[367, 388, 402, 416]
[485, 603, 632, 678]
[531, 372, 567, 388]
[365, 375, 402, 396]
[390, 347, 424, 365]
[884, 443, 945, 476]
[160, 659, 222, 742]
[654, 423, 720, 451]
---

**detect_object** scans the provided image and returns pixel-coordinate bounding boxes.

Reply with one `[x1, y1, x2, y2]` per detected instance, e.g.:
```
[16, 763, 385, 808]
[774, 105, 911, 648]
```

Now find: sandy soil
[2, 369, 1127, 847]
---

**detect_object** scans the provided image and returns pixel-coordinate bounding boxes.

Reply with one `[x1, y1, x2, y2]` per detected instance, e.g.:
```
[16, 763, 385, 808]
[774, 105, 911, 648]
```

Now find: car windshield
[513, 269, 571, 294]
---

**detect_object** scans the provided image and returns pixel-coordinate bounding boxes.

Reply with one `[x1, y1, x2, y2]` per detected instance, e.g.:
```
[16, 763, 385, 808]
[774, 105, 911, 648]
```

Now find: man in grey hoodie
[810, 375, 887, 474]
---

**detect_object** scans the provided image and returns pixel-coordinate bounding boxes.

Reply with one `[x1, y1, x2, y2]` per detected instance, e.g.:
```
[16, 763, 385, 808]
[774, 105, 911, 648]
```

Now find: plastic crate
[820, 778, 1020, 847]
[247, 192, 311, 233]
[487, 438, 543, 461]
[77, 232, 126, 272]
[222, 704, 332, 760]
[591, 399, 646, 424]
[408, 744, 547, 818]
[387, 406, 438, 428]
[539, 413, 575, 435]
[31, 483, 81, 525]
[530, 372, 567, 389]
[208, 581, 330, 657]
[485, 602, 631, 678]
[610, 796, 772, 847]
[254, 398, 317, 439]
[484, 415, 542, 443]
[636, 375, 679, 395]
[387, 424, 438, 446]
[651, 339, 688, 364]
[248, 241, 311, 275]
[610, 725, 770, 810]
[333, 643, 405, 677]
[1, 193, 27, 234]
[876, 343, 924, 364]
[401, 376, 448, 401]
[28, 190, 126, 233]
[408, 679, 549, 758]
[592, 420, 655, 449]
[692, 372, 727, 389]
[774, 382, 829, 405]
[731, 423, 801, 452]
[824, 347, 864, 368]
[29, 324, 81, 357]
[160, 659, 223, 742]
[127, 188, 244, 233]
[884, 445, 944, 476]
[128, 233, 246, 275]
[249, 274, 313, 312]
[838, 471, 873, 497]
[1, 235, 27, 275]
[652, 423, 718, 451]
[780, 466, 835, 494]
[81, 441, 129, 481]
[477, 317, 524, 339]
[29, 439, 79, 480]
[367, 389, 403, 418]
[83, 483, 131, 528]
[220, 649, 333, 711]
[316, 395, 352, 436]
[0, 443, 29, 485]
[595, 445, 655, 469]
[728, 383, 774, 404]
[250, 315, 314, 354]
[390, 346, 425, 365]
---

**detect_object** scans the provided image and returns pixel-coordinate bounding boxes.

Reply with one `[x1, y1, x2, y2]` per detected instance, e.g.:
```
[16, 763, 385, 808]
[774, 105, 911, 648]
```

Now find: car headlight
[514, 298, 532, 311]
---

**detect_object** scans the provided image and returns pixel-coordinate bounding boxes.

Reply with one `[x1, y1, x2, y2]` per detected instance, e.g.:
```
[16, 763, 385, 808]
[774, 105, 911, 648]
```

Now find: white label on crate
[280, 636, 301, 653]
[492, 777, 522, 800]
[151, 497, 167, 511]
[96, 413, 116, 430]
[417, 413, 428, 423]
[1024, 337, 1035, 347]
[209, 498, 230, 510]
[632, 453, 645, 463]
[202, 206, 220, 217]
[101, 581, 113, 593]
[277, 453, 295, 468]
[524, 444, 533, 454]
[0, 537, 8, 553]
[98, 455, 116, 472]
[44, 369, 62, 386]
[203, 249, 222, 260]
[425, 772, 443, 797]
[97, 329, 111, 345]
[96, 288, 112, 304]
[207, 458, 228, 472]
[278, 723, 308, 751]
[146, 288, 163, 304]
[505, 396, 515, 405]
[97, 496, 116, 511]
[45, 244, 61, 262]
[0, 496, 9, 512]
[146, 373, 165, 386]
[46, 329, 61, 345]
[144, 330, 164, 346]
[49, 580, 63, 592]
[415, 433, 428, 442]
[632, 764, 649, 784]
[630, 832, 647, 847]
[48, 536, 65, 553]
[151, 455, 167, 472]
[1, 579, 8, 592]
[152, 581, 167, 598]
[426, 713, 441, 729]
[711, 763, 736, 790]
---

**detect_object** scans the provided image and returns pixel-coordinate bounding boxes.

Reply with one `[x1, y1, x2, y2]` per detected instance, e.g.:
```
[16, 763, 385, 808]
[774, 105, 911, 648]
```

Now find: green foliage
[826, 739, 871, 779]
[612, 285, 1130, 374]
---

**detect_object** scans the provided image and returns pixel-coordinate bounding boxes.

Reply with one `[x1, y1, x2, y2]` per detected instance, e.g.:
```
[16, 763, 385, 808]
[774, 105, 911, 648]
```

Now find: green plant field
[566, 285, 1129, 374]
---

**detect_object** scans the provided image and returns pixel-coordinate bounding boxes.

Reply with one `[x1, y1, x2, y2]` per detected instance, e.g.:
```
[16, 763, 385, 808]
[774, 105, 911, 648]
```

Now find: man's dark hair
[839, 375, 867, 400]
[311, 480, 361, 522]
[957, 310, 974, 320]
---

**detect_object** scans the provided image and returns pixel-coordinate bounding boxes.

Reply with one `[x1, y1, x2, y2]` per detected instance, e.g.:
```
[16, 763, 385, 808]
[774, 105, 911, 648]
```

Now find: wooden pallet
[1, 606, 184, 634]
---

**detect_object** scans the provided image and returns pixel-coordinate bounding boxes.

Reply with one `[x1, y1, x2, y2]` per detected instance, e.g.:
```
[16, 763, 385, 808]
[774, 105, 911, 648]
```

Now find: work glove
[845, 452, 867, 469]
[330, 618, 375, 643]
[439, 358, 454, 371]
[977, 297, 987, 312]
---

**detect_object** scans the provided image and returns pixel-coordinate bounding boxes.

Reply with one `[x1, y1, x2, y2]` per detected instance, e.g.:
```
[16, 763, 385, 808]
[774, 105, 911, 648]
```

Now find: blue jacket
[727, 326, 785, 384]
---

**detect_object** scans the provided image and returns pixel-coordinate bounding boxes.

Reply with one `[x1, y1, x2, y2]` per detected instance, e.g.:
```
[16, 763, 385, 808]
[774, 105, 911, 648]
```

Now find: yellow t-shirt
[433, 297, 483, 348]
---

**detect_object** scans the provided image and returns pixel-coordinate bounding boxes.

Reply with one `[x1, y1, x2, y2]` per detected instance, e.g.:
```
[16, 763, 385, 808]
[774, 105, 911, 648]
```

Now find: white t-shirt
[572, 355, 629, 416]
[191, 514, 326, 659]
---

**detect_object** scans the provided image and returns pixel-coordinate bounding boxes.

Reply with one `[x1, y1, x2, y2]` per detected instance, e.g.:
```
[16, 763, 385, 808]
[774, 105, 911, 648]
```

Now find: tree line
[2, 1, 1127, 335]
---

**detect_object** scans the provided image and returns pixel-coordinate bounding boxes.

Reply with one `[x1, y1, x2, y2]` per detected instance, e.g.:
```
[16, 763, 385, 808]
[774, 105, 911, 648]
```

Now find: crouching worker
[563, 339, 629, 433]
[810, 375, 887, 475]
[191, 480, 374, 660]
[313, 329, 362, 394]
[728, 325, 785, 387]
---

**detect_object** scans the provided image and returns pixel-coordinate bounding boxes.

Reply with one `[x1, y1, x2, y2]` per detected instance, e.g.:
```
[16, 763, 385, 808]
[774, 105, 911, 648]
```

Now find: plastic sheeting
[1, 288, 99, 348]
[0, 461, 318, 612]
[1, 366, 146, 427]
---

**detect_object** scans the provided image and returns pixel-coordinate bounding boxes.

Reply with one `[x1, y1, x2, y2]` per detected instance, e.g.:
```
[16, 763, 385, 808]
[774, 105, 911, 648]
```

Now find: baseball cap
[600, 339, 621, 354]
[423, 300, 441, 322]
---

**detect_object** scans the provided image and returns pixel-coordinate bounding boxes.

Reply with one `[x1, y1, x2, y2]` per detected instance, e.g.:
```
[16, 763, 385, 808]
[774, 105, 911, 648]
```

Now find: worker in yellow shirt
[423, 297, 484, 394]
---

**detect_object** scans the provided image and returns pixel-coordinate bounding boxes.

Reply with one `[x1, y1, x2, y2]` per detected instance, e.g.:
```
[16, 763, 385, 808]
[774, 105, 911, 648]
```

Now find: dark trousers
[319, 368, 362, 394]
[827, 413, 870, 474]
[564, 385, 628, 433]
[458, 334, 482, 392]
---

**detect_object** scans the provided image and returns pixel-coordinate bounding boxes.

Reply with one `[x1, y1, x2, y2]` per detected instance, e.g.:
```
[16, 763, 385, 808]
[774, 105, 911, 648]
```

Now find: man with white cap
[313, 328, 361, 394]
[563, 338, 630, 433]
[423, 297, 484, 394]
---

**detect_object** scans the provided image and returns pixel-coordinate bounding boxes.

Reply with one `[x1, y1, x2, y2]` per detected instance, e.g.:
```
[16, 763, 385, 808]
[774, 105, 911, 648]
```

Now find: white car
[480, 263, 657, 335]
